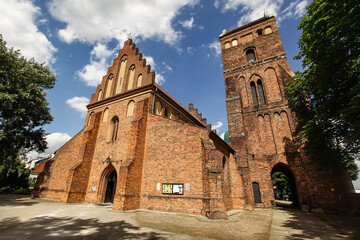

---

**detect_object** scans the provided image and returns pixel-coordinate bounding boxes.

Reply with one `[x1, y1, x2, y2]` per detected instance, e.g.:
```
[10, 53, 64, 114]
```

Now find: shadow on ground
[0, 216, 166, 240]
[0, 194, 39, 207]
[279, 207, 360, 239]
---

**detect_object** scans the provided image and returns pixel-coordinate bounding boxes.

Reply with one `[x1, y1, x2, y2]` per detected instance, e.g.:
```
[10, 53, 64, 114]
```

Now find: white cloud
[212, 121, 224, 131]
[208, 40, 221, 57]
[77, 43, 114, 86]
[162, 62, 173, 72]
[48, 0, 199, 46]
[66, 96, 90, 118]
[27, 132, 72, 159]
[179, 17, 195, 29]
[156, 74, 166, 85]
[143, 55, 156, 69]
[0, 0, 57, 64]
[219, 0, 309, 26]
[214, 0, 220, 8]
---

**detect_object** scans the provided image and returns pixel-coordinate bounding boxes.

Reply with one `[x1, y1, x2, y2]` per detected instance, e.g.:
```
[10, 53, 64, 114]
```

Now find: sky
[0, 0, 359, 189]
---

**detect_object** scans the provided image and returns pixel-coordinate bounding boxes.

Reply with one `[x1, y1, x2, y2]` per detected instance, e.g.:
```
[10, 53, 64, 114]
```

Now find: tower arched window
[250, 81, 259, 107]
[107, 116, 119, 142]
[250, 80, 266, 107]
[246, 49, 256, 62]
[257, 80, 266, 105]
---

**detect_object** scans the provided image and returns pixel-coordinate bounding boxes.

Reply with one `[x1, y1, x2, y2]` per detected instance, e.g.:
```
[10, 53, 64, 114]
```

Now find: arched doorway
[104, 170, 117, 203]
[271, 163, 298, 207]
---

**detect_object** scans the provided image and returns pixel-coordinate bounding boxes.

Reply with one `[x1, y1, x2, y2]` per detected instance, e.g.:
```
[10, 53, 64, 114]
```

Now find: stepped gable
[89, 39, 155, 105]
[187, 103, 212, 130]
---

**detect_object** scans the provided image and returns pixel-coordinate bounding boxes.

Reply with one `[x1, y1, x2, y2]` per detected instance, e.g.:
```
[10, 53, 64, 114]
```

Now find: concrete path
[0, 195, 359, 239]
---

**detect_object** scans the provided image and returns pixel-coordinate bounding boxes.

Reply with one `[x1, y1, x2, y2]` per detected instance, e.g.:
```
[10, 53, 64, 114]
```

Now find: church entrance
[104, 170, 117, 203]
[271, 163, 298, 207]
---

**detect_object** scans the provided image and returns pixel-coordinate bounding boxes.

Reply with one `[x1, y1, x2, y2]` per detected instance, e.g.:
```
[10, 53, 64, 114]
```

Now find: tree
[285, 0, 359, 179]
[0, 35, 56, 189]
[272, 172, 290, 199]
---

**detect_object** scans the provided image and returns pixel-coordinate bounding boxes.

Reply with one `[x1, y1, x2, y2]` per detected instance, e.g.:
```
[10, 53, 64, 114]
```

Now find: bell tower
[219, 16, 358, 211]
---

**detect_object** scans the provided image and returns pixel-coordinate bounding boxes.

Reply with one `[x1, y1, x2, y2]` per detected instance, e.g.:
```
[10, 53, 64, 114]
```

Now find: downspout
[152, 85, 158, 114]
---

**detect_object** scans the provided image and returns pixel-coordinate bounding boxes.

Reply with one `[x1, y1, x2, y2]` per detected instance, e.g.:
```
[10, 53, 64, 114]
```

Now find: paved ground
[0, 195, 359, 239]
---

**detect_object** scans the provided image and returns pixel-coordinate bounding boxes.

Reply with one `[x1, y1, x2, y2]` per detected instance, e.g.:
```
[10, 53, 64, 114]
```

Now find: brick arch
[270, 162, 299, 206]
[237, 76, 250, 108]
[98, 163, 117, 203]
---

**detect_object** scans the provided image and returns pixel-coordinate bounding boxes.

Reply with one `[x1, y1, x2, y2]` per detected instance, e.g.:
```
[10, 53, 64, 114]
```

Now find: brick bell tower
[219, 16, 358, 211]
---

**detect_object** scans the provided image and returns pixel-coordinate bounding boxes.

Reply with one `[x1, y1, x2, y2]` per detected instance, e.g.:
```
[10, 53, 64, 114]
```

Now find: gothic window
[137, 74, 143, 87]
[97, 89, 103, 101]
[116, 57, 127, 94]
[127, 65, 135, 90]
[126, 101, 135, 117]
[231, 39, 238, 46]
[155, 101, 162, 115]
[246, 49, 256, 62]
[224, 42, 231, 49]
[250, 81, 259, 107]
[107, 116, 119, 142]
[257, 80, 266, 105]
[103, 108, 109, 122]
[250, 80, 266, 107]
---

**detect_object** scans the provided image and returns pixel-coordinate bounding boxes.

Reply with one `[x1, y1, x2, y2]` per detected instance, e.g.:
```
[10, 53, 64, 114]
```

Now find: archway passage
[271, 163, 299, 208]
[104, 170, 117, 203]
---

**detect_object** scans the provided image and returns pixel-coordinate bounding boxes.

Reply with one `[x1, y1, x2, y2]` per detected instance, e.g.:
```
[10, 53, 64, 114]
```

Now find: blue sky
[1, 0, 359, 188]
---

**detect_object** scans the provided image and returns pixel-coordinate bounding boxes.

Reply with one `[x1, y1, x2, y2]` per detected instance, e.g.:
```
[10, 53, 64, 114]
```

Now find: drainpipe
[152, 85, 158, 114]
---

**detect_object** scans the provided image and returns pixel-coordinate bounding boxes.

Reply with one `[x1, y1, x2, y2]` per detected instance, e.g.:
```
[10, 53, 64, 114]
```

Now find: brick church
[33, 16, 358, 216]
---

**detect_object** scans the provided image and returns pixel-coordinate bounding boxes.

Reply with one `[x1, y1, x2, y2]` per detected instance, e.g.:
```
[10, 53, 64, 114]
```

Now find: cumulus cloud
[77, 43, 114, 86]
[27, 132, 72, 159]
[179, 17, 195, 29]
[143, 55, 172, 86]
[212, 121, 224, 131]
[156, 74, 166, 85]
[0, 0, 57, 64]
[66, 96, 90, 118]
[208, 40, 221, 57]
[218, 0, 309, 26]
[48, 0, 199, 46]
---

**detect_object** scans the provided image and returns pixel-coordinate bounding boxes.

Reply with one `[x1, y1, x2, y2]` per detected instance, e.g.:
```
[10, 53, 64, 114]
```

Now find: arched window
[127, 65, 135, 90]
[103, 108, 109, 122]
[246, 49, 256, 62]
[105, 75, 114, 98]
[257, 30, 263, 36]
[126, 101, 135, 117]
[155, 101, 162, 115]
[252, 182, 262, 203]
[107, 116, 119, 142]
[257, 80, 266, 105]
[250, 81, 259, 107]
[224, 42, 231, 49]
[97, 89, 103, 101]
[231, 39, 238, 46]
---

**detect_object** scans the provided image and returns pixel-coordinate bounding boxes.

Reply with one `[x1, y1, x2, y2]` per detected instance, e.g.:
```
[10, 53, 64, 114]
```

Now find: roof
[31, 159, 50, 174]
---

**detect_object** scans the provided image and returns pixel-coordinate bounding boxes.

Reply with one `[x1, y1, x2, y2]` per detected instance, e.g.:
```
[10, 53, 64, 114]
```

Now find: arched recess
[238, 76, 249, 108]
[264, 26, 272, 34]
[164, 106, 172, 118]
[97, 89, 103, 101]
[264, 67, 282, 102]
[116, 56, 128, 94]
[137, 74, 143, 87]
[126, 101, 135, 117]
[103, 108, 109, 122]
[98, 164, 117, 203]
[127, 65, 136, 91]
[271, 163, 299, 207]
[105, 74, 114, 98]
[87, 112, 94, 126]
[155, 101, 162, 115]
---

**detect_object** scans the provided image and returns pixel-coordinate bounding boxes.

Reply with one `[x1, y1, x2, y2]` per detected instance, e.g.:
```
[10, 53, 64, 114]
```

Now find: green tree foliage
[285, 0, 359, 179]
[272, 172, 290, 198]
[0, 35, 56, 189]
